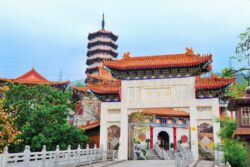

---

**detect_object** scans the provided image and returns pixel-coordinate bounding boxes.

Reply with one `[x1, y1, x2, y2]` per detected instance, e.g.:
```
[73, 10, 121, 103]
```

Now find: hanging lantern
[155, 119, 161, 124]
[144, 118, 150, 123]
[177, 119, 183, 125]
[167, 119, 173, 124]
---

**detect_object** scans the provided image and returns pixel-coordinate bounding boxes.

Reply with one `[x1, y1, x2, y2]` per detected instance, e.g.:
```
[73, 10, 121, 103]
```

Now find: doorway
[157, 131, 169, 150]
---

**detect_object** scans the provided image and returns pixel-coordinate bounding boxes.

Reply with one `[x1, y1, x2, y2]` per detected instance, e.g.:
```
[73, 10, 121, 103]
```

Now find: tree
[218, 118, 248, 167]
[0, 96, 19, 153]
[222, 27, 250, 85]
[225, 83, 247, 98]
[3, 83, 88, 152]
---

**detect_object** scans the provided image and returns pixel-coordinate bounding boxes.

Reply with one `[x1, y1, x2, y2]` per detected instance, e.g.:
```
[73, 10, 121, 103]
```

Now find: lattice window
[136, 70, 144, 78]
[241, 107, 250, 126]
[179, 68, 187, 76]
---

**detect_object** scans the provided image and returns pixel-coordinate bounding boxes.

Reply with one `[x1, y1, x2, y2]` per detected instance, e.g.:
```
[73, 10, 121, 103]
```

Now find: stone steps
[146, 150, 162, 160]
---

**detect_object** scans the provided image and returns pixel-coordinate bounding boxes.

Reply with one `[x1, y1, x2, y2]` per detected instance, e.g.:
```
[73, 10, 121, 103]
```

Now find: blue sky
[0, 0, 250, 81]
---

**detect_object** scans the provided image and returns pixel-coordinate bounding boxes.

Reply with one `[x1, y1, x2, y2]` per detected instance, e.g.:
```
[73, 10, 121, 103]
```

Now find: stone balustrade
[0, 144, 106, 167]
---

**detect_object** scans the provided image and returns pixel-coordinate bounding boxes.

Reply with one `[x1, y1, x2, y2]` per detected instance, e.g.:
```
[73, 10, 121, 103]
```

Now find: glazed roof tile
[88, 80, 121, 94]
[195, 74, 235, 90]
[87, 66, 116, 82]
[0, 68, 70, 86]
[142, 108, 189, 117]
[104, 48, 212, 70]
[79, 121, 100, 130]
[71, 85, 88, 93]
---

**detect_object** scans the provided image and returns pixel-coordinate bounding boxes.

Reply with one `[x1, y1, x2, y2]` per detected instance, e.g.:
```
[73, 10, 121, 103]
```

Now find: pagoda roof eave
[88, 29, 118, 40]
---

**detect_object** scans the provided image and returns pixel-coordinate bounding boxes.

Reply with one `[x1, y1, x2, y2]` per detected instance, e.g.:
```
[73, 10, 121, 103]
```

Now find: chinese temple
[85, 14, 118, 83]
[0, 68, 70, 90]
[83, 48, 235, 160]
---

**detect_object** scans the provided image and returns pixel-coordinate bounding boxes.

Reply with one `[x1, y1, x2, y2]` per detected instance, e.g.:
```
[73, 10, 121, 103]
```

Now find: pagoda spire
[102, 13, 105, 29]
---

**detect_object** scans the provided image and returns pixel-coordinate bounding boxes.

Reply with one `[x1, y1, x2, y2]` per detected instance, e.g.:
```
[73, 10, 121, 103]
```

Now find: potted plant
[145, 139, 151, 150]
[178, 140, 183, 145]
[170, 143, 174, 150]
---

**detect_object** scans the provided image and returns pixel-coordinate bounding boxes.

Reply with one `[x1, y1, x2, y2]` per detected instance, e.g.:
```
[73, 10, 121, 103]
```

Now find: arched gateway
[157, 131, 169, 150]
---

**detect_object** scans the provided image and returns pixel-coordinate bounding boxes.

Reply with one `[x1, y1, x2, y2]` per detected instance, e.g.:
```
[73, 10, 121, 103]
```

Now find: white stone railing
[175, 145, 194, 167]
[154, 144, 170, 160]
[0, 144, 106, 167]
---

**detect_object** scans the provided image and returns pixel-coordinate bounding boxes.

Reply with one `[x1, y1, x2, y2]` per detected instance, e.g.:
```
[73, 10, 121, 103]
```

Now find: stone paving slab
[106, 160, 175, 167]
[195, 160, 214, 167]
[81, 160, 124, 167]
[81, 160, 175, 167]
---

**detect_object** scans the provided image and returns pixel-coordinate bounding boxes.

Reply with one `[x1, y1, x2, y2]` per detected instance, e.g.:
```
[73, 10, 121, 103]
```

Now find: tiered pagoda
[85, 14, 118, 83]
[0, 68, 70, 90]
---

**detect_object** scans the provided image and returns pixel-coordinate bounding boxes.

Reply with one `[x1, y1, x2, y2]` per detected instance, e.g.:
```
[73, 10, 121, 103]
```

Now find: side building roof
[0, 68, 70, 89]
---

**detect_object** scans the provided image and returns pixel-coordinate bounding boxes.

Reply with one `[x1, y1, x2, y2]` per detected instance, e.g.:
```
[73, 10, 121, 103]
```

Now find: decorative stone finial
[211, 73, 218, 79]
[123, 52, 131, 60]
[185, 48, 193, 55]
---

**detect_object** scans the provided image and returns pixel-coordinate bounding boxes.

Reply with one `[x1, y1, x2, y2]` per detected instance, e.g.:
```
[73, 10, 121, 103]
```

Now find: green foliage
[227, 27, 250, 85]
[223, 139, 248, 167]
[221, 67, 235, 77]
[3, 84, 87, 152]
[218, 118, 247, 167]
[219, 118, 236, 138]
[75, 82, 85, 87]
[226, 83, 247, 98]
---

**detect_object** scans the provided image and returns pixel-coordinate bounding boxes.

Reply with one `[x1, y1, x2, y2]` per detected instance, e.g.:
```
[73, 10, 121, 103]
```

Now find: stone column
[173, 126, 177, 150]
[212, 98, 221, 163]
[100, 103, 108, 151]
[150, 125, 154, 149]
[118, 80, 128, 160]
[189, 104, 199, 160]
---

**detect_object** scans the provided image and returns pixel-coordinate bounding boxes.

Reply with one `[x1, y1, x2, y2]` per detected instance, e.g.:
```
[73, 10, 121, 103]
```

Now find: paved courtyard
[83, 160, 175, 167]
[83, 160, 214, 167]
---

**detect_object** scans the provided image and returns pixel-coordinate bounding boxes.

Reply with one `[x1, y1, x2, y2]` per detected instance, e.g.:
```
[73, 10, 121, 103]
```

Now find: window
[241, 107, 250, 126]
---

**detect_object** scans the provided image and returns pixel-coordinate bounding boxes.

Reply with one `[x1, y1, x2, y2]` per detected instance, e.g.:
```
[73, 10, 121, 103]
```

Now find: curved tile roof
[104, 48, 212, 70]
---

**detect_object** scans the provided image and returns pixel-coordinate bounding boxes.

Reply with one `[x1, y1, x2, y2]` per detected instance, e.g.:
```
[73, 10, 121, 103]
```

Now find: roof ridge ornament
[185, 47, 193, 55]
[102, 13, 105, 30]
[123, 52, 131, 60]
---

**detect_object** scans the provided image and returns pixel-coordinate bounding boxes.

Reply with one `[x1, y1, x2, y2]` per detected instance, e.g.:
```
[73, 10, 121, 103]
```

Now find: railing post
[55, 145, 59, 166]
[86, 144, 91, 164]
[93, 144, 97, 163]
[24, 145, 30, 167]
[2, 146, 8, 167]
[42, 145, 46, 167]
[100, 145, 105, 161]
[77, 145, 81, 165]
[67, 145, 71, 165]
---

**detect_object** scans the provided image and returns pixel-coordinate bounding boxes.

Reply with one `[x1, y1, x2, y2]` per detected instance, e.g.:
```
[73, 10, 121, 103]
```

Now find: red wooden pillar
[150, 125, 154, 149]
[173, 127, 177, 150]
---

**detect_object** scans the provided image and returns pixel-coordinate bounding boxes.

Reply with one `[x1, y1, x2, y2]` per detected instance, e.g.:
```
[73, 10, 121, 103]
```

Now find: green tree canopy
[218, 118, 247, 167]
[3, 83, 87, 152]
